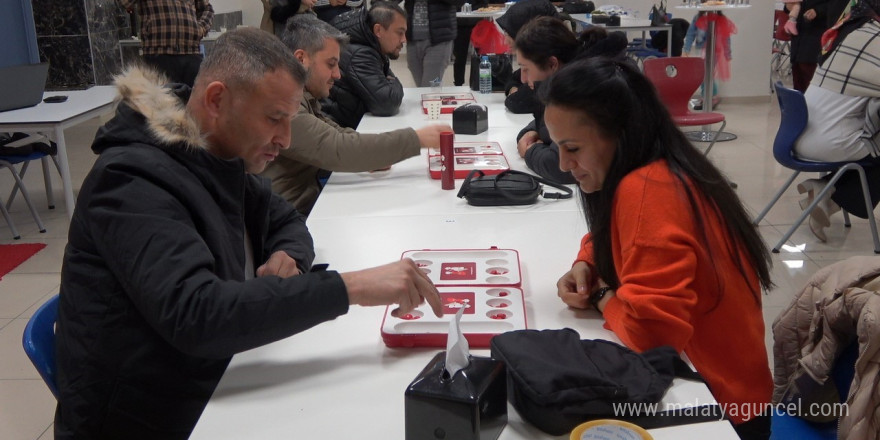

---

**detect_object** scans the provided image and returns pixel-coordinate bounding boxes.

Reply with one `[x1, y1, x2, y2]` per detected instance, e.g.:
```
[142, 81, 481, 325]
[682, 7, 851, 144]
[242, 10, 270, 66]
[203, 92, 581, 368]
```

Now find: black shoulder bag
[456, 169, 573, 206]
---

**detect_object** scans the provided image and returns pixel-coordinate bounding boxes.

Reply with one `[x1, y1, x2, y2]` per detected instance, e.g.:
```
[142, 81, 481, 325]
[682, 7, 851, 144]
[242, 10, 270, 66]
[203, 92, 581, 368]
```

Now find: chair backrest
[774, 9, 792, 42]
[22, 294, 60, 398]
[772, 82, 809, 168]
[643, 57, 704, 118]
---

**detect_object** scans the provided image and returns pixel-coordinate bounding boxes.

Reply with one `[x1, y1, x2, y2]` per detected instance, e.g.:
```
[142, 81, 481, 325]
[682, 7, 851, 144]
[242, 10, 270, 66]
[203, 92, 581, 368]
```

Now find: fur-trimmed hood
[92, 66, 204, 154]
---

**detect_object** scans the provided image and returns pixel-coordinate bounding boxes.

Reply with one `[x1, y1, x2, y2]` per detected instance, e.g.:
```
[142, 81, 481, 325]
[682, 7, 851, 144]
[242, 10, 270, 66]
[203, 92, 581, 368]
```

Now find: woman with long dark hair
[514, 17, 627, 184]
[545, 58, 774, 440]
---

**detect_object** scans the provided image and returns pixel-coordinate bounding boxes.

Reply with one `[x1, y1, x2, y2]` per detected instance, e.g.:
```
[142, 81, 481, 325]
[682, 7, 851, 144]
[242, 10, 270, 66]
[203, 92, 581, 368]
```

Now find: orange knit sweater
[576, 160, 772, 425]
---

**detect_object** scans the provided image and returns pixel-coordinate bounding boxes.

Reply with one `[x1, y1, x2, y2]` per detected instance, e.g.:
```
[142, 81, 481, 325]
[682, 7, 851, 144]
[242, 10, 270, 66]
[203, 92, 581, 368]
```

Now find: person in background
[54, 27, 442, 439]
[683, 9, 735, 109]
[514, 17, 627, 184]
[783, 0, 831, 92]
[314, 0, 363, 24]
[323, 1, 407, 129]
[495, 0, 562, 114]
[269, 0, 317, 37]
[119, 0, 213, 87]
[262, 14, 452, 216]
[793, 0, 880, 242]
[546, 57, 773, 440]
[451, 0, 489, 86]
[404, 0, 464, 86]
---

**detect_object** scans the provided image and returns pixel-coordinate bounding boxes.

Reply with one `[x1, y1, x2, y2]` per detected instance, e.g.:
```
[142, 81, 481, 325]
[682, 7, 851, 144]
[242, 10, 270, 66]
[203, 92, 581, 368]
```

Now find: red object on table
[440, 131, 455, 189]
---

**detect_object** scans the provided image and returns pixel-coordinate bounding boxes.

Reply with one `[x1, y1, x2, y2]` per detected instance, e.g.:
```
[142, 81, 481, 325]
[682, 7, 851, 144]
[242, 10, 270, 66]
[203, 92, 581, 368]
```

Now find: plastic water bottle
[479, 55, 492, 94]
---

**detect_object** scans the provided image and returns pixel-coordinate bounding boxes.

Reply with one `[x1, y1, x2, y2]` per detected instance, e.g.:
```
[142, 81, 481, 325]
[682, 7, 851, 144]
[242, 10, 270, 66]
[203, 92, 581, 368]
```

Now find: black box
[405, 352, 507, 440]
[453, 104, 488, 135]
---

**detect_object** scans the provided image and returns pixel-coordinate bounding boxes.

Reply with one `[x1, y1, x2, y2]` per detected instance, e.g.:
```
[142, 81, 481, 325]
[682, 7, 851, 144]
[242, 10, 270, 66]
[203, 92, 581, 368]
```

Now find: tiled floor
[1, 60, 876, 439]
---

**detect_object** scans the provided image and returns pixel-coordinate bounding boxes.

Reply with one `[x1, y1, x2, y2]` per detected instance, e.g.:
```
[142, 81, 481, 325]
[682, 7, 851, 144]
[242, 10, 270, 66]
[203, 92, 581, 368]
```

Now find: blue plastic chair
[22, 294, 60, 398]
[770, 343, 858, 439]
[752, 83, 880, 253]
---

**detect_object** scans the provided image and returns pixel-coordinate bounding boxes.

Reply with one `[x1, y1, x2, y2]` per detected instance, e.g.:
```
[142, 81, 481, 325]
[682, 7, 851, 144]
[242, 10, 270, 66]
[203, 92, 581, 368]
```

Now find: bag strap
[504, 170, 574, 200]
[457, 169, 574, 201]
[456, 169, 485, 199]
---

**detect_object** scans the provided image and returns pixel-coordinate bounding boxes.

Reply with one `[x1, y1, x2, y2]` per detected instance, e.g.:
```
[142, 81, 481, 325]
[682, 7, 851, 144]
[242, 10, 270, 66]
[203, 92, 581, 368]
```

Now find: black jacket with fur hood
[323, 7, 404, 128]
[54, 67, 350, 439]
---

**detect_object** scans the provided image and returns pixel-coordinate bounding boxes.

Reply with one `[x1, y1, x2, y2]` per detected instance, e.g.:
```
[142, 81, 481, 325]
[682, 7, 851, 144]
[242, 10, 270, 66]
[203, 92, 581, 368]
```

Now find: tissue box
[453, 104, 488, 135]
[405, 352, 507, 440]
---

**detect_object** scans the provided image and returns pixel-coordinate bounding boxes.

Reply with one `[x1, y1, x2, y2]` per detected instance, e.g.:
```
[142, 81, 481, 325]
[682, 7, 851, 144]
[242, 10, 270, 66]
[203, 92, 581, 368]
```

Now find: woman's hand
[556, 261, 594, 309]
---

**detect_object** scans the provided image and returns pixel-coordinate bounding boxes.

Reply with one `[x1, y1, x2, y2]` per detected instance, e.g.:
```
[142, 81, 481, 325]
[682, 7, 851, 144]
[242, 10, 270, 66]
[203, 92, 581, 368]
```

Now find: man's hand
[517, 131, 539, 157]
[556, 261, 595, 309]
[302, 0, 317, 8]
[329, 0, 348, 6]
[341, 259, 443, 318]
[416, 124, 455, 148]
[256, 250, 302, 278]
[803, 8, 816, 21]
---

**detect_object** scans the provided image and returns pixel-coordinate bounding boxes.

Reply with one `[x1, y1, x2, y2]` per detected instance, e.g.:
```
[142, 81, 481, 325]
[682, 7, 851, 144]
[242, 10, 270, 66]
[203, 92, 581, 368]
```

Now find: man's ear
[373, 23, 383, 37]
[202, 81, 228, 120]
[293, 48, 309, 67]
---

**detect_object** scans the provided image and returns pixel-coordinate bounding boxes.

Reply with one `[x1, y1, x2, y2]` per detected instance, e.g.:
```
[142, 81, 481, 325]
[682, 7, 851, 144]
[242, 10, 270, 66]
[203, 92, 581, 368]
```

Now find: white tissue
[444, 307, 470, 378]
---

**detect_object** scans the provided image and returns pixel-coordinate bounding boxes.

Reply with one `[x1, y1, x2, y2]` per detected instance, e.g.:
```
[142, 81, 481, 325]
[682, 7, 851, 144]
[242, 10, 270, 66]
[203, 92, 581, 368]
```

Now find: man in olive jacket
[261, 14, 451, 216]
[323, 2, 407, 128]
[55, 28, 441, 439]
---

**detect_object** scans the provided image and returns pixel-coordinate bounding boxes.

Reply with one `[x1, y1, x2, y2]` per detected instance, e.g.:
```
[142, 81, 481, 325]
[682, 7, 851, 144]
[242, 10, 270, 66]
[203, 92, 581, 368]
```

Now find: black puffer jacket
[404, 0, 463, 44]
[54, 68, 350, 439]
[323, 7, 404, 128]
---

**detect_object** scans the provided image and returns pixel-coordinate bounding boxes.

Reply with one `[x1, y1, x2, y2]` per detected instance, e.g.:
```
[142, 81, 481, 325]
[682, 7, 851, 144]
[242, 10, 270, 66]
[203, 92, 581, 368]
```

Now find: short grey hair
[197, 27, 307, 91]
[369, 1, 407, 29]
[281, 13, 349, 55]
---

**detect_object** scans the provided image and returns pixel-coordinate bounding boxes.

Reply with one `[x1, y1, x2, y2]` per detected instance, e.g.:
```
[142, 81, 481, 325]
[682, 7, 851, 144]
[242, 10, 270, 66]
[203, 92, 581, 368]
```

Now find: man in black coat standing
[324, 1, 408, 128]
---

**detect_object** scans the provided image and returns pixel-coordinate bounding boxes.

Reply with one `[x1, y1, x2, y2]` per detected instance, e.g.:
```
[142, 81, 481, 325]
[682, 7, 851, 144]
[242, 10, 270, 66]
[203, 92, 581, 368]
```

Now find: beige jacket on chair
[772, 256, 880, 439]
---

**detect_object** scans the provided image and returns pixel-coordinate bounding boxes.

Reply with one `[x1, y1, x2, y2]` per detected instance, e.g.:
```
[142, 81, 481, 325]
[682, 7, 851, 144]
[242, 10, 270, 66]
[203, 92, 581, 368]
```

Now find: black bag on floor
[489, 328, 723, 435]
[468, 53, 513, 93]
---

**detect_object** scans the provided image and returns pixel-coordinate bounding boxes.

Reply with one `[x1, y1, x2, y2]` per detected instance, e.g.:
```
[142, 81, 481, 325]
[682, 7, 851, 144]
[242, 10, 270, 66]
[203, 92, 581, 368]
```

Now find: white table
[569, 14, 674, 58]
[190, 88, 740, 439]
[0, 86, 117, 219]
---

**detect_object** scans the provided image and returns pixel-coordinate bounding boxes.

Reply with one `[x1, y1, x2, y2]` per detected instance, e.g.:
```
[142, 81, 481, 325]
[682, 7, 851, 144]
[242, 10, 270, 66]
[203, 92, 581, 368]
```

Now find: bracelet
[588, 286, 612, 313]
[788, 16, 797, 22]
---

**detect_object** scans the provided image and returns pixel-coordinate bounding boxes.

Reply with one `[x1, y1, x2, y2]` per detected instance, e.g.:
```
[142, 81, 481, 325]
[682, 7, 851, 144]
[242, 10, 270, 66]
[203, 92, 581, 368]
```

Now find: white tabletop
[0, 86, 117, 126]
[191, 88, 740, 439]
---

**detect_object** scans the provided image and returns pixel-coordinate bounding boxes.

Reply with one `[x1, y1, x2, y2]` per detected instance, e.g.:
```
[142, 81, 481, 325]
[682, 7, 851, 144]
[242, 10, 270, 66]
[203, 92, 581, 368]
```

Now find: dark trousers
[791, 62, 817, 93]
[143, 54, 203, 87]
[453, 18, 481, 86]
[828, 158, 880, 219]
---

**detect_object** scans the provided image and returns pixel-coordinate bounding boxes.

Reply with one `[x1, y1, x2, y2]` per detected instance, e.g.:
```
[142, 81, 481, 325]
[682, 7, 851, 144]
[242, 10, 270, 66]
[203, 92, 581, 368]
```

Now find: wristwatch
[588, 286, 612, 312]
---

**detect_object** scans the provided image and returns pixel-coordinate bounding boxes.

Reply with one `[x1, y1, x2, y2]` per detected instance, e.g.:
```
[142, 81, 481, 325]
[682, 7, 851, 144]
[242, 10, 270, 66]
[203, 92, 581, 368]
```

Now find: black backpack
[490, 328, 723, 435]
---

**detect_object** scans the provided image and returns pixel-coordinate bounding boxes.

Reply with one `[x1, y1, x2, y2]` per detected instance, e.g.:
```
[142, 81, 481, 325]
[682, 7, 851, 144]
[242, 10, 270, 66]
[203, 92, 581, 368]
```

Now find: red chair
[771, 9, 793, 86]
[643, 57, 727, 155]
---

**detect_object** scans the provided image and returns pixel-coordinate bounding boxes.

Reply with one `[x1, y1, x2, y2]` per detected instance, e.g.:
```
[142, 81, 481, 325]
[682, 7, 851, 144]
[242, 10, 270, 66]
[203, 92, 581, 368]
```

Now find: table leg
[684, 14, 737, 143]
[53, 125, 75, 220]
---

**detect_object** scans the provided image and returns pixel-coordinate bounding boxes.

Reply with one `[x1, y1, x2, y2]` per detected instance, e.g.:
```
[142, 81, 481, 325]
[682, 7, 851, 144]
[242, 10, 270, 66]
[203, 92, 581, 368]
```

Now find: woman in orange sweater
[543, 58, 774, 440]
